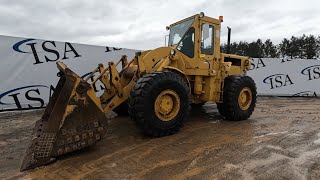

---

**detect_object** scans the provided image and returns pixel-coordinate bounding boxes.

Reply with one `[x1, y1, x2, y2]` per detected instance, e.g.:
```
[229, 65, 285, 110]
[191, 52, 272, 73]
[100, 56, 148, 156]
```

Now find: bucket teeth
[21, 68, 108, 171]
[20, 132, 57, 171]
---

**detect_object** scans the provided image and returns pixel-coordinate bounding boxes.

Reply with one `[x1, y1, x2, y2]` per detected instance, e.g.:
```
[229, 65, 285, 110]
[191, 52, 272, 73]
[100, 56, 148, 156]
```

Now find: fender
[141, 47, 172, 73]
[163, 66, 191, 91]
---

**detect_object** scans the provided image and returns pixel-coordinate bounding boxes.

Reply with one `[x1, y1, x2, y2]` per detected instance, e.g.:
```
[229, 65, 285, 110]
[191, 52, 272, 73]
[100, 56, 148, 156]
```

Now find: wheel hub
[159, 95, 173, 114]
[238, 87, 252, 110]
[154, 90, 180, 121]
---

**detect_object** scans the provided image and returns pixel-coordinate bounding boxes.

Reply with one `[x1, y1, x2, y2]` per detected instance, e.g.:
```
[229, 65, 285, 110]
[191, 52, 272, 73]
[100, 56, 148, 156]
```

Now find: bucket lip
[20, 151, 57, 171]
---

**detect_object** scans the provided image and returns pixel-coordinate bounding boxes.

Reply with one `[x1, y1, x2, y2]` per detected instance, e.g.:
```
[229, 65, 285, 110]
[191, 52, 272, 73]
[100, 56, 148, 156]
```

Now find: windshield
[168, 18, 194, 46]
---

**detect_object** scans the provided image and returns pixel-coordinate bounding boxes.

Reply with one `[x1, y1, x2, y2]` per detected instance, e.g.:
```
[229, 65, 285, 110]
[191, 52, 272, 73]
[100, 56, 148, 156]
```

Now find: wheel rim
[154, 89, 180, 121]
[238, 87, 252, 111]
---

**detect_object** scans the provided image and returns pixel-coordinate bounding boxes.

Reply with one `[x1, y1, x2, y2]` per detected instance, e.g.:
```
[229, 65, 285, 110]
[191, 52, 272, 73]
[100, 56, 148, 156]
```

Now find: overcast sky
[0, 0, 319, 50]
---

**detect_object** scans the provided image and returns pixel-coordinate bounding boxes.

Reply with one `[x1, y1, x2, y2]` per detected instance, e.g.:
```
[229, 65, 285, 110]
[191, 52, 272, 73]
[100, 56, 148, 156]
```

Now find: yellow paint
[154, 89, 181, 122]
[53, 13, 252, 114]
[238, 87, 252, 111]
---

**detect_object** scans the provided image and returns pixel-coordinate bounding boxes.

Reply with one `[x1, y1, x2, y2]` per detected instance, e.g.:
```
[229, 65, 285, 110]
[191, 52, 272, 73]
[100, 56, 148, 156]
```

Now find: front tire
[218, 75, 257, 121]
[113, 102, 129, 116]
[128, 72, 190, 137]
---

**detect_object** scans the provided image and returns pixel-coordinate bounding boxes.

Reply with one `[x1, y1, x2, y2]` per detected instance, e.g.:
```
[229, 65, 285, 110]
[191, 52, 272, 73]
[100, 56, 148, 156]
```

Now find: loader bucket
[21, 63, 108, 171]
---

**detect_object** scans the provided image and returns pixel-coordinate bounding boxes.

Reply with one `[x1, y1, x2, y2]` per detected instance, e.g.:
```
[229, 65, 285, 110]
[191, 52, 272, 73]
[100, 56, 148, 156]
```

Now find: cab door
[198, 21, 216, 70]
[198, 21, 221, 101]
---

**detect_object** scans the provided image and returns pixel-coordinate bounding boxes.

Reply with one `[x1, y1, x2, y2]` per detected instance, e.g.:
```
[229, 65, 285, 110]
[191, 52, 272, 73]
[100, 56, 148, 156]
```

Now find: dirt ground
[1, 97, 320, 180]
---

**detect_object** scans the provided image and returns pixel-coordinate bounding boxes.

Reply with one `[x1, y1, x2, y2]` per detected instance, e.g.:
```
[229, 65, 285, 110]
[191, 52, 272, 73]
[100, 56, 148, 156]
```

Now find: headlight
[170, 49, 176, 55]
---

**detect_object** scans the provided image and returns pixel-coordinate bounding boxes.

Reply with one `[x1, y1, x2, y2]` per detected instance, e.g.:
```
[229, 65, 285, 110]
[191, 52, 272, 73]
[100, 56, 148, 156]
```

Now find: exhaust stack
[227, 27, 231, 54]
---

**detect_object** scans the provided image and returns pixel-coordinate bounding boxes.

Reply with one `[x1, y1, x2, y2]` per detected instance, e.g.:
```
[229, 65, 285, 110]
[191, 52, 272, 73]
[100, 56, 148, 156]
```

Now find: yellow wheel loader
[21, 12, 257, 171]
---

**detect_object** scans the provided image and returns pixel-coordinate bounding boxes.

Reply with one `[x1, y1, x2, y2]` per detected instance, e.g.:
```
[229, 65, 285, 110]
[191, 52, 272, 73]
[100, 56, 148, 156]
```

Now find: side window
[201, 23, 214, 55]
[177, 27, 195, 58]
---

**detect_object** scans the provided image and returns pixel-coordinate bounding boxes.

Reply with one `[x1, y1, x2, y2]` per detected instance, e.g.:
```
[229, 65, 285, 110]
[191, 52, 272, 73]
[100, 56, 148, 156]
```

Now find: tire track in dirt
[1, 97, 320, 179]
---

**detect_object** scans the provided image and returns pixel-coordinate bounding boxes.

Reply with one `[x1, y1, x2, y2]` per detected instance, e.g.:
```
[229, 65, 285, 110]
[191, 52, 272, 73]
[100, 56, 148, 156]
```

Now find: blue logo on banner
[293, 91, 317, 97]
[12, 39, 81, 65]
[301, 65, 320, 81]
[0, 85, 49, 109]
[12, 38, 35, 53]
[263, 74, 294, 89]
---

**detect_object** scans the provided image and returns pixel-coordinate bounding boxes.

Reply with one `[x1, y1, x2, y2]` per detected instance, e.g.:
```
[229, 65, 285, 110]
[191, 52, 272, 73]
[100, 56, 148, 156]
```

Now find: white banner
[0, 35, 136, 111]
[0, 35, 319, 111]
[248, 58, 320, 97]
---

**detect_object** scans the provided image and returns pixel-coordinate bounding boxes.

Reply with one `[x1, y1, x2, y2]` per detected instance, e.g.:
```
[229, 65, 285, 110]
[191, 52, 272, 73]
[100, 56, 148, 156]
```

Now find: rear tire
[191, 103, 205, 109]
[216, 103, 227, 116]
[218, 75, 257, 121]
[128, 71, 190, 137]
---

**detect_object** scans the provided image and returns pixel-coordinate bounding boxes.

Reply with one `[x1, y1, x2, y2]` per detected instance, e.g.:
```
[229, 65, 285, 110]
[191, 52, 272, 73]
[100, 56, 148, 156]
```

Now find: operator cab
[166, 12, 223, 70]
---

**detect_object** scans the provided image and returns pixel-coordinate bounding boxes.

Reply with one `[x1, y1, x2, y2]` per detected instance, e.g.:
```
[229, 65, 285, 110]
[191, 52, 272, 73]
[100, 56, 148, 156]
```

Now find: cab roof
[169, 13, 222, 27]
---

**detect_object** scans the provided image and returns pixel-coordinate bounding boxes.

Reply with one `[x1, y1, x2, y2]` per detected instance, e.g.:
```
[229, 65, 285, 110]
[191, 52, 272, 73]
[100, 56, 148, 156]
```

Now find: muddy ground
[1, 97, 320, 179]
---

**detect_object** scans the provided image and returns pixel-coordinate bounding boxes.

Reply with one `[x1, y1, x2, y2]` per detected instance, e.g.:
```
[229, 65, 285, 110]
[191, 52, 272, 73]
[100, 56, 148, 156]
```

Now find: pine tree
[221, 35, 320, 59]
[238, 41, 249, 56]
[230, 42, 239, 55]
[302, 35, 318, 59]
[247, 39, 264, 58]
[279, 38, 291, 58]
[289, 36, 302, 58]
[264, 39, 279, 58]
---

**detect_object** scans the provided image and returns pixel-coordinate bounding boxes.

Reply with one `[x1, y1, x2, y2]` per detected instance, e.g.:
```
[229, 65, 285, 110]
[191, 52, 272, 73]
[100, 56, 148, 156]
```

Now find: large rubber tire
[218, 75, 257, 121]
[216, 102, 227, 116]
[113, 102, 128, 116]
[128, 71, 190, 137]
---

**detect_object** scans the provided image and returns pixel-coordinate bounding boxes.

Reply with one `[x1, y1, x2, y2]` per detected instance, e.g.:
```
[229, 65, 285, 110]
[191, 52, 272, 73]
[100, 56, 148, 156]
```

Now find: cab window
[177, 27, 195, 58]
[201, 23, 214, 55]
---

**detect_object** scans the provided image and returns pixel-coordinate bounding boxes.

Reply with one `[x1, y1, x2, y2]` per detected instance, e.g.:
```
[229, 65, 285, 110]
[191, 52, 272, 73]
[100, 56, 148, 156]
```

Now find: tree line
[220, 34, 320, 59]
